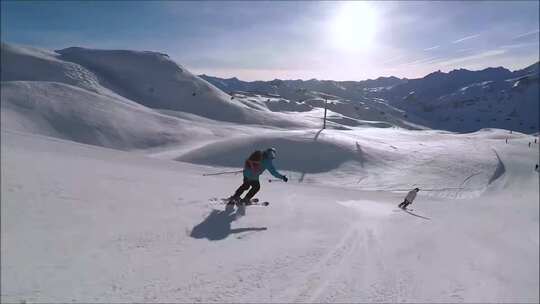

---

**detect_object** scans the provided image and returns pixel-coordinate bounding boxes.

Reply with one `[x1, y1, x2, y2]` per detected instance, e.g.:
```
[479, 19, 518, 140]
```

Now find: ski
[209, 197, 270, 206]
[245, 200, 270, 206]
[393, 208, 414, 212]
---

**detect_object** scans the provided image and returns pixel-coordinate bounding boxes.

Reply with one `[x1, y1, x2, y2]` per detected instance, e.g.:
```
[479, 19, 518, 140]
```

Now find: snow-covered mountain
[1, 42, 538, 303]
[202, 63, 539, 134]
[1, 43, 310, 130]
[200, 74, 423, 130]
[1, 43, 324, 150]
[382, 64, 539, 133]
[200, 74, 406, 96]
[1, 43, 426, 151]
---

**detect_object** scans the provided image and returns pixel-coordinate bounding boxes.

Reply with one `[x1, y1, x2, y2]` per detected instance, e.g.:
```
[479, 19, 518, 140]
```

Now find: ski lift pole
[323, 98, 328, 129]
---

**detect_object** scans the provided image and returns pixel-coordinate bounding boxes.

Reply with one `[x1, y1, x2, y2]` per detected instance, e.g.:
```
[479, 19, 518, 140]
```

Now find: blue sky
[2, 1, 539, 81]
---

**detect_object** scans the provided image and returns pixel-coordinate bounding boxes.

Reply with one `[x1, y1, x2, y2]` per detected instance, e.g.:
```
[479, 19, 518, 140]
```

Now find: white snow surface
[1, 43, 539, 303]
[2, 128, 538, 303]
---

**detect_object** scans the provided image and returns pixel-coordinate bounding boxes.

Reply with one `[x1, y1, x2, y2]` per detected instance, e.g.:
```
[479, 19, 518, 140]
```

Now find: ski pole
[377, 187, 466, 192]
[203, 170, 243, 176]
[419, 187, 466, 192]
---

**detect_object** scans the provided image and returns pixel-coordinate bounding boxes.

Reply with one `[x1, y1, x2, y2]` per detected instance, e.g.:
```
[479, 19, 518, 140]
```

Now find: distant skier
[505, 138, 508, 144]
[398, 188, 420, 210]
[229, 148, 288, 205]
[529, 142, 531, 148]
[536, 164, 539, 171]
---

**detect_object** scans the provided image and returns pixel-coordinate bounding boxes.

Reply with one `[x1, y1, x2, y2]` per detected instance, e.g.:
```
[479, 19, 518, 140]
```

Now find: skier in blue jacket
[229, 147, 288, 205]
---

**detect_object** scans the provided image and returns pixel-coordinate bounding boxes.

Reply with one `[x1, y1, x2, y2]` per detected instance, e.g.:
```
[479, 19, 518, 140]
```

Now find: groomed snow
[177, 128, 524, 199]
[1, 127, 538, 303]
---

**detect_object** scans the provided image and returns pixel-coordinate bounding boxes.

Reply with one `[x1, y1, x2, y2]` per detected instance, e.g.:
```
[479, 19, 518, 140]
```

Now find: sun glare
[330, 2, 378, 52]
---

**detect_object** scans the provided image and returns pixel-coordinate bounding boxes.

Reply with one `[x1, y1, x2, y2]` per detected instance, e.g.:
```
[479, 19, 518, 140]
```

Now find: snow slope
[55, 47, 247, 122]
[1, 81, 197, 150]
[1, 43, 141, 107]
[0, 80, 284, 151]
[1, 43, 309, 128]
[2, 128, 538, 303]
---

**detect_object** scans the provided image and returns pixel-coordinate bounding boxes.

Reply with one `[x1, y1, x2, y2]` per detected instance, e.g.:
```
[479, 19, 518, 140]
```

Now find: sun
[330, 2, 379, 52]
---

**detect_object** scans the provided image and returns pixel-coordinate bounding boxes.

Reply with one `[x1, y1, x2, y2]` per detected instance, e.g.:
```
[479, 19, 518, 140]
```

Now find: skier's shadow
[403, 209, 431, 220]
[190, 207, 267, 241]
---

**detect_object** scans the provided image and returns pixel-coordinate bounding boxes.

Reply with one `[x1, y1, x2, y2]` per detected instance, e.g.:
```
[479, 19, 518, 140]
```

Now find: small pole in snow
[323, 98, 328, 129]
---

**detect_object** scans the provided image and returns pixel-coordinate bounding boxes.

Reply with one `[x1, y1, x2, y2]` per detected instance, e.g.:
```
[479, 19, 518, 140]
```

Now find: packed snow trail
[1, 130, 538, 303]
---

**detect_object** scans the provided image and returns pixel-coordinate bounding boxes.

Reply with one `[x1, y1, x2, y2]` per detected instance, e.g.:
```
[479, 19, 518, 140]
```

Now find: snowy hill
[55, 47, 243, 121]
[202, 63, 539, 134]
[0, 81, 253, 150]
[1, 42, 427, 152]
[1, 43, 309, 128]
[1, 43, 332, 152]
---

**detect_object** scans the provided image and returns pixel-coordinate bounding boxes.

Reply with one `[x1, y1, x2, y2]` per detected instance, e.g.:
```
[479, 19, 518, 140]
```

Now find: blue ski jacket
[244, 157, 284, 181]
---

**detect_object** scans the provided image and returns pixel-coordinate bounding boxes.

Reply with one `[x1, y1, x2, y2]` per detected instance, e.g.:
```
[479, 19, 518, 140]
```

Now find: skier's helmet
[414, 188, 420, 191]
[265, 147, 277, 159]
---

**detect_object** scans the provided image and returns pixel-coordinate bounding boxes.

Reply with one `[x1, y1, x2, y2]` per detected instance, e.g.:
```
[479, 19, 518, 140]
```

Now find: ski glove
[282, 175, 288, 182]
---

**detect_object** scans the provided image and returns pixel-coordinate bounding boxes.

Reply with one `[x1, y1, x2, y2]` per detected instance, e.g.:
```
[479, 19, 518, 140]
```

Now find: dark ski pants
[398, 200, 411, 209]
[233, 177, 260, 201]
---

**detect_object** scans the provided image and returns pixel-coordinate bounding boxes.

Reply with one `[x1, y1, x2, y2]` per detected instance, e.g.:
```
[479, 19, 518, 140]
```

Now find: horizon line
[2, 40, 537, 84]
[198, 61, 538, 83]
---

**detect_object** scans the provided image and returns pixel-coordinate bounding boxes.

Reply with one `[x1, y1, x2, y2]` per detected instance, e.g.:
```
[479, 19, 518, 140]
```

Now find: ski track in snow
[294, 225, 360, 302]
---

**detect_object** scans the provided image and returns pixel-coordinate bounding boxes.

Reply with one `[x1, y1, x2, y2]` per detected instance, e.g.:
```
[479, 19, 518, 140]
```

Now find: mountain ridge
[201, 61, 539, 134]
